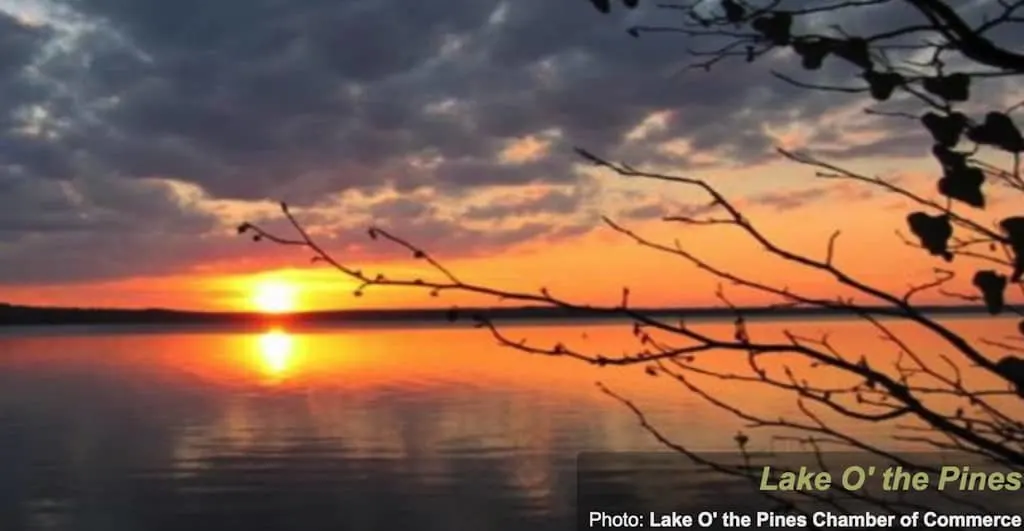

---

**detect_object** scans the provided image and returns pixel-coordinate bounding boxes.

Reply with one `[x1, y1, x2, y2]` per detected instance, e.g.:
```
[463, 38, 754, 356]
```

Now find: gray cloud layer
[0, 0, 1017, 284]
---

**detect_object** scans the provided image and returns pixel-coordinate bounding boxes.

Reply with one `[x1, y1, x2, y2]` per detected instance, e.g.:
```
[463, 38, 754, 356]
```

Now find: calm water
[0, 316, 1016, 530]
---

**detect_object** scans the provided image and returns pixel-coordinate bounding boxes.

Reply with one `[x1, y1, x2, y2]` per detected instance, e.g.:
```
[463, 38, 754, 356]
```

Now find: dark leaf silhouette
[922, 73, 970, 102]
[793, 39, 832, 70]
[863, 71, 902, 101]
[588, 0, 638, 12]
[751, 13, 792, 46]
[938, 166, 986, 208]
[972, 270, 1007, 315]
[966, 112, 1024, 153]
[921, 112, 968, 147]
[722, 0, 745, 23]
[933, 145, 985, 208]
[833, 38, 871, 69]
[994, 356, 1024, 397]
[906, 212, 953, 261]
[999, 217, 1024, 282]
[932, 145, 968, 169]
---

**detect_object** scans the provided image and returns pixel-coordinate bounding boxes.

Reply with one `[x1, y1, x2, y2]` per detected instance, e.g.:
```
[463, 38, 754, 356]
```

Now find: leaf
[863, 71, 902, 101]
[590, 0, 638, 11]
[921, 112, 967, 147]
[832, 38, 871, 69]
[751, 12, 792, 46]
[966, 112, 1024, 153]
[972, 270, 1007, 315]
[937, 165, 986, 208]
[999, 217, 1024, 282]
[792, 38, 832, 70]
[722, 0, 745, 23]
[922, 73, 970, 102]
[906, 212, 953, 261]
[995, 356, 1024, 396]
[932, 144, 968, 170]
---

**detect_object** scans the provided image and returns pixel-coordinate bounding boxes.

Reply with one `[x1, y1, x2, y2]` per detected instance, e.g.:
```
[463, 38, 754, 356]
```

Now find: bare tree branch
[238, 0, 1024, 517]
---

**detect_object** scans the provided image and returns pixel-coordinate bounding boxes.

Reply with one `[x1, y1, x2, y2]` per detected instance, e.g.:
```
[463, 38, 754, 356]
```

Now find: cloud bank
[0, 0, 1016, 284]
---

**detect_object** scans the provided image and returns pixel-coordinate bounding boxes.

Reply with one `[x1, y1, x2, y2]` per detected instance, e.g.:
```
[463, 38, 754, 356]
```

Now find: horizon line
[0, 301, 1006, 312]
[0, 301, 1009, 316]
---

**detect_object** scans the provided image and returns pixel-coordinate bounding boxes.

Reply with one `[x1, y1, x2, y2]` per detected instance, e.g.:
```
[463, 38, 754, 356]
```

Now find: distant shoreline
[0, 302, 1012, 328]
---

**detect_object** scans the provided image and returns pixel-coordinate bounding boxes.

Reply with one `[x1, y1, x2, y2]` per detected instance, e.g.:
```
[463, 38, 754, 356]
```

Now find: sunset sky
[0, 0, 1020, 312]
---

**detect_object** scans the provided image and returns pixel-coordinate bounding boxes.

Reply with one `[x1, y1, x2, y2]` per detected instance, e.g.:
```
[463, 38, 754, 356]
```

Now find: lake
[0, 315, 1017, 530]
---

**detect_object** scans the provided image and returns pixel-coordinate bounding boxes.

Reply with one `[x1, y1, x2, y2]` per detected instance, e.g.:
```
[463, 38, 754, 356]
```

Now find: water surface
[0, 316, 1014, 530]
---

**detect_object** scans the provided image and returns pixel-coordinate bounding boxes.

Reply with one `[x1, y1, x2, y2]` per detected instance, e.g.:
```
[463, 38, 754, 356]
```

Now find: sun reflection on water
[256, 329, 295, 379]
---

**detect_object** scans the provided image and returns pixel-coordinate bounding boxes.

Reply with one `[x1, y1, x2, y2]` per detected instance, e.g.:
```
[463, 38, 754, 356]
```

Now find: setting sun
[251, 280, 299, 314]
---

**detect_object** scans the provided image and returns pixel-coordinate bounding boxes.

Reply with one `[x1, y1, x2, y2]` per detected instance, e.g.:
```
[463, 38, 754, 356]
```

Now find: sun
[251, 280, 299, 314]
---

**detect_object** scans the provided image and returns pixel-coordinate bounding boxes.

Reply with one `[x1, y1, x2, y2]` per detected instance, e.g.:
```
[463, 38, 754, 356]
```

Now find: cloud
[8, 0, 878, 202]
[617, 199, 719, 221]
[462, 187, 589, 222]
[749, 187, 831, 212]
[0, 0, 1019, 285]
[614, 178, 888, 222]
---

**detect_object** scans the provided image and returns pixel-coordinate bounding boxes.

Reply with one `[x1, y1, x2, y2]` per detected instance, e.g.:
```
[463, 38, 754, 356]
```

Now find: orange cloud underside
[4, 185, 1009, 311]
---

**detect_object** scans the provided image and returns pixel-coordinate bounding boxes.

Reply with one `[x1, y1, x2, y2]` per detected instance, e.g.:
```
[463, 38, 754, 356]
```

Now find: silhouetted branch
[238, 0, 1024, 517]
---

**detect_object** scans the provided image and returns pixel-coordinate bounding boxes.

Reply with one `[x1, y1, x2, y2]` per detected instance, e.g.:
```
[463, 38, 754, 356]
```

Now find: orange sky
[4, 154, 1017, 313]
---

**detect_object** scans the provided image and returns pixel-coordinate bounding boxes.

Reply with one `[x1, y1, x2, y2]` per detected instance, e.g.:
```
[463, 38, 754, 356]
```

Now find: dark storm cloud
[27, 0, 875, 202]
[0, 13, 49, 76]
[1, 0, 1019, 285]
